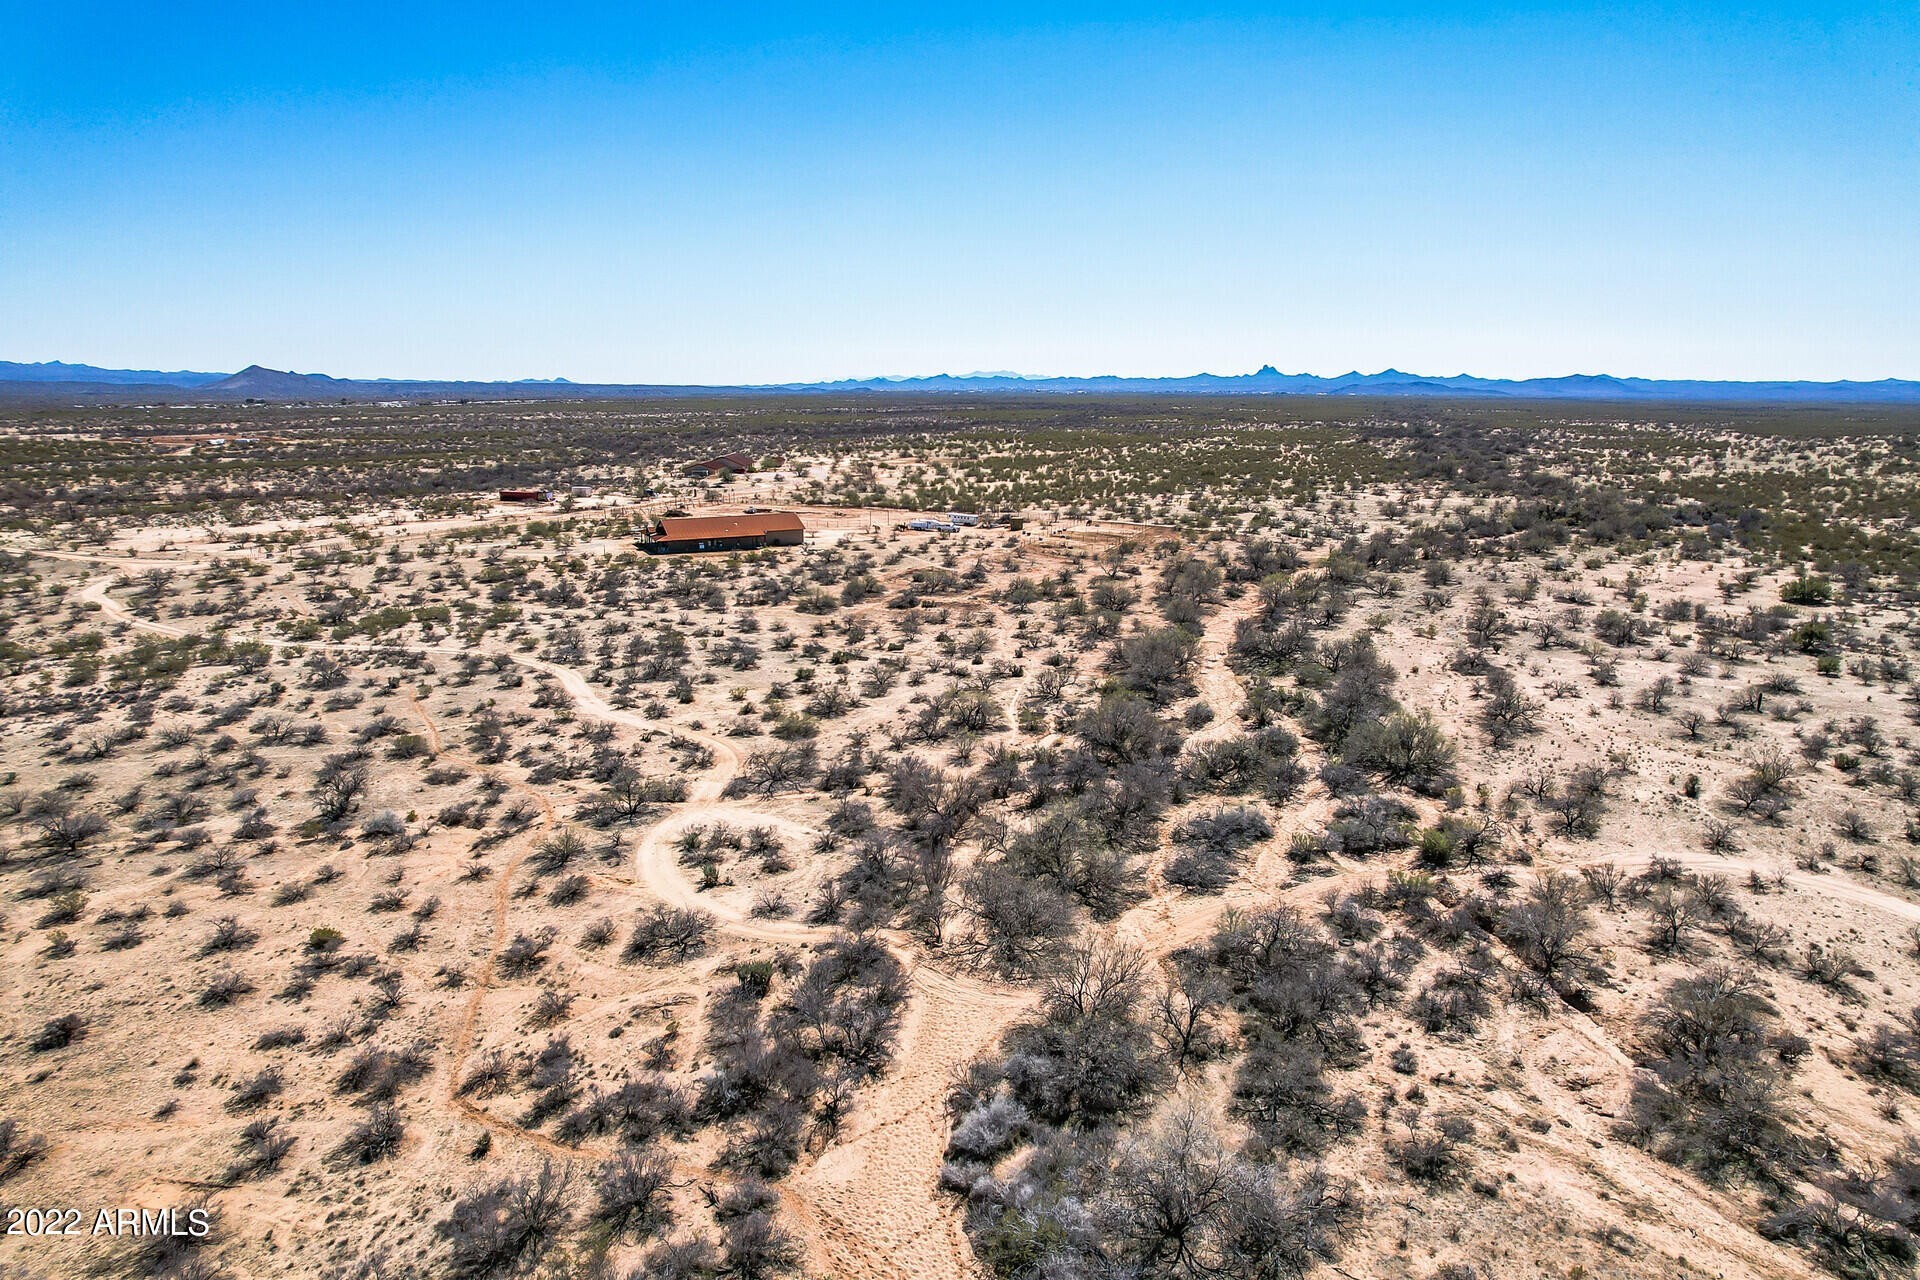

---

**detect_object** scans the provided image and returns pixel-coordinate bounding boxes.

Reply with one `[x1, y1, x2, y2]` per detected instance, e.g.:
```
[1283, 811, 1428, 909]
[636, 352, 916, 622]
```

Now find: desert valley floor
[1, 398, 1918, 1280]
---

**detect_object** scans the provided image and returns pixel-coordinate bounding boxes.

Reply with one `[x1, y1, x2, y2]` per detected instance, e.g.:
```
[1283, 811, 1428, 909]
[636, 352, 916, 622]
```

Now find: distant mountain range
[4, 359, 1919, 404]
[767, 365, 1920, 402]
[0, 360, 230, 389]
[0, 362, 592, 402]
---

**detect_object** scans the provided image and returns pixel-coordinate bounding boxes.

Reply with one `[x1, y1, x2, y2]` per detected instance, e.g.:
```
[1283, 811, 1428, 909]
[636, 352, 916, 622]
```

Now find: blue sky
[3, 3, 1915, 383]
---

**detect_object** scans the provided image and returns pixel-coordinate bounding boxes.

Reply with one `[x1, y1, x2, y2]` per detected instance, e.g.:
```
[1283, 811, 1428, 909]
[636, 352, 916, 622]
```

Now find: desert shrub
[1218, 905, 1368, 1062]
[337, 1043, 432, 1102]
[640, 1235, 723, 1280]
[527, 827, 587, 875]
[721, 1209, 801, 1279]
[104, 1193, 221, 1278]
[223, 1117, 295, 1183]
[361, 810, 406, 839]
[1780, 575, 1834, 606]
[623, 906, 713, 963]
[497, 927, 557, 976]
[460, 1050, 512, 1099]
[694, 939, 907, 1176]
[332, 1104, 405, 1166]
[1499, 871, 1598, 995]
[733, 960, 776, 999]
[1803, 943, 1869, 996]
[557, 1075, 692, 1146]
[588, 769, 687, 824]
[546, 873, 589, 907]
[1728, 751, 1796, 820]
[227, 1067, 285, 1112]
[439, 1161, 574, 1278]
[1152, 955, 1230, 1068]
[1075, 693, 1181, 766]
[994, 943, 1165, 1127]
[1644, 887, 1700, 954]
[1183, 727, 1307, 801]
[1580, 862, 1624, 906]
[1321, 795, 1416, 857]
[714, 1176, 780, 1223]
[1301, 637, 1397, 750]
[1411, 960, 1496, 1034]
[1855, 1010, 1920, 1092]
[1545, 764, 1610, 838]
[1759, 1196, 1916, 1280]
[962, 1108, 1357, 1280]
[1108, 626, 1200, 704]
[725, 743, 818, 795]
[194, 967, 257, 1008]
[768, 934, 909, 1078]
[1479, 665, 1541, 746]
[1627, 965, 1800, 1185]
[0, 1119, 49, 1183]
[29, 1013, 87, 1052]
[1393, 1118, 1472, 1183]
[948, 1096, 1031, 1162]
[34, 888, 87, 928]
[312, 763, 369, 824]
[1593, 608, 1643, 647]
[957, 861, 1075, 976]
[1233, 1040, 1365, 1155]
[32, 802, 108, 852]
[1165, 806, 1272, 892]
[1838, 808, 1874, 843]
[587, 1150, 674, 1242]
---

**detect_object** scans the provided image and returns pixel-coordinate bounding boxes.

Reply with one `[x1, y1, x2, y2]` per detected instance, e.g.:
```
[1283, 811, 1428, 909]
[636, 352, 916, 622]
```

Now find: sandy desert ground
[1, 402, 1918, 1280]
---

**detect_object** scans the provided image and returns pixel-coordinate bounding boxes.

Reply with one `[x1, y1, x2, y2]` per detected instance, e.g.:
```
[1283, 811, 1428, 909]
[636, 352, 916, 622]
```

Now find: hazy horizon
[11, 356, 1920, 389]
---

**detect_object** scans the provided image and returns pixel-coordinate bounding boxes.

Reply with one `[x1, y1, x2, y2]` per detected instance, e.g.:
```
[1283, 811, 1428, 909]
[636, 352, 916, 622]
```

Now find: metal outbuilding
[640, 511, 805, 554]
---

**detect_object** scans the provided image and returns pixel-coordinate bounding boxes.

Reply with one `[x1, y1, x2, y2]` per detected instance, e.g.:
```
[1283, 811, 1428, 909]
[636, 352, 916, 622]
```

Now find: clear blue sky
[3, 3, 1915, 383]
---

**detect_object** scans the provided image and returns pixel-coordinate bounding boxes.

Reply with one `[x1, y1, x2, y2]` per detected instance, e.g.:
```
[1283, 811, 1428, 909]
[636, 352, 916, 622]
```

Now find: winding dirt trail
[397, 695, 587, 1160]
[78, 573, 191, 637]
[784, 957, 1029, 1280]
[67, 562, 1024, 1278]
[607, 711, 1031, 1279]
[1604, 848, 1920, 925]
[1187, 591, 1253, 744]
[508, 658, 1032, 1280]
[631, 804, 822, 944]
[64, 557, 1913, 1280]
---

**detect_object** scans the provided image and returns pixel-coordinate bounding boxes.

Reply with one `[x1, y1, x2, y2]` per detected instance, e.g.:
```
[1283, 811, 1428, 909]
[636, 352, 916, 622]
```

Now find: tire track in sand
[73, 561, 1026, 1280]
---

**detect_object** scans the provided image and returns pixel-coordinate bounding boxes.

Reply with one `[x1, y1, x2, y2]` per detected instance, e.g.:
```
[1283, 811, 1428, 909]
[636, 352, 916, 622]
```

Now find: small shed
[640, 511, 805, 554]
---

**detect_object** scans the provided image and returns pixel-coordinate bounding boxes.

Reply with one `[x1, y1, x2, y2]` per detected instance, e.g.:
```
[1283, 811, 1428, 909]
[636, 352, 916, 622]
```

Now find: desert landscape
[0, 397, 1914, 1280]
